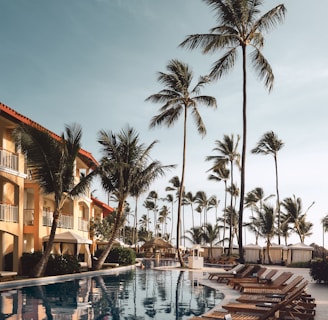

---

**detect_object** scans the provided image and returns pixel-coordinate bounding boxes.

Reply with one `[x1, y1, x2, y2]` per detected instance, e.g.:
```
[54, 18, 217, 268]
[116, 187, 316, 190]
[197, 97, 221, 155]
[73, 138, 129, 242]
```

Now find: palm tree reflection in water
[1, 260, 223, 319]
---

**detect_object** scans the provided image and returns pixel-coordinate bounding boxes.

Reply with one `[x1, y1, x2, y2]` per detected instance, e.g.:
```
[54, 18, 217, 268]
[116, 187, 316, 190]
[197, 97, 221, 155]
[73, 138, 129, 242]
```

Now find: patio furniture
[216, 265, 257, 283]
[241, 275, 304, 295]
[227, 267, 268, 289]
[239, 271, 293, 292]
[221, 280, 310, 319]
[208, 264, 244, 280]
[0, 271, 17, 281]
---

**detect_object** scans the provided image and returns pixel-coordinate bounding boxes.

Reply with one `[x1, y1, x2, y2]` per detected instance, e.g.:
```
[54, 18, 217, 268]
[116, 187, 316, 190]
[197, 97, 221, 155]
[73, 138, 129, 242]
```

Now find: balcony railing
[42, 211, 73, 229]
[78, 218, 89, 232]
[23, 209, 34, 225]
[0, 203, 19, 223]
[0, 148, 18, 171]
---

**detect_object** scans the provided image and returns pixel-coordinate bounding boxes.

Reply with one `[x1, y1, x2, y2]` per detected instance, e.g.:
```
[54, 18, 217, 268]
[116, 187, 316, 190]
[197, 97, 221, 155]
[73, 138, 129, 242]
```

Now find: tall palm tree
[146, 190, 159, 237]
[146, 59, 217, 266]
[184, 226, 204, 245]
[321, 214, 328, 250]
[208, 163, 229, 245]
[194, 191, 212, 227]
[163, 193, 175, 241]
[252, 131, 284, 244]
[94, 126, 173, 270]
[202, 223, 221, 259]
[166, 176, 181, 244]
[180, 0, 286, 262]
[244, 187, 274, 243]
[206, 134, 240, 255]
[280, 196, 314, 244]
[183, 191, 195, 230]
[254, 203, 275, 264]
[13, 123, 96, 277]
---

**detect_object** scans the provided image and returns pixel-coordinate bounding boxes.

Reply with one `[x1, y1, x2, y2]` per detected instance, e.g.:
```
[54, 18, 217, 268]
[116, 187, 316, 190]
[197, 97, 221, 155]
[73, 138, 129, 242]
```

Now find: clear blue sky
[1, 0, 328, 247]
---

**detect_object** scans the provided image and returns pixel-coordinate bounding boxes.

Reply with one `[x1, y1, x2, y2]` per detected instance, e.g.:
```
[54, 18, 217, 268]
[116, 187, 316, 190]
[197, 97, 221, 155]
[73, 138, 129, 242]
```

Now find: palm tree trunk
[176, 107, 188, 267]
[274, 155, 281, 244]
[93, 200, 124, 270]
[31, 208, 60, 277]
[238, 45, 247, 264]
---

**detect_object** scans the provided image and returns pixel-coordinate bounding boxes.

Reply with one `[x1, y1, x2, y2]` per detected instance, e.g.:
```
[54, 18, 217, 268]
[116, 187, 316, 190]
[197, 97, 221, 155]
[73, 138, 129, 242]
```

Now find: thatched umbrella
[141, 237, 173, 251]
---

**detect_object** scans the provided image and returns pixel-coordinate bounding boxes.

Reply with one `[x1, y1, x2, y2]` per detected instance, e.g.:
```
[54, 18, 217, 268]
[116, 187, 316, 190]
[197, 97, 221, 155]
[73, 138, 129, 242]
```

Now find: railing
[0, 148, 18, 171]
[0, 203, 19, 223]
[23, 209, 34, 225]
[42, 211, 73, 229]
[78, 217, 89, 232]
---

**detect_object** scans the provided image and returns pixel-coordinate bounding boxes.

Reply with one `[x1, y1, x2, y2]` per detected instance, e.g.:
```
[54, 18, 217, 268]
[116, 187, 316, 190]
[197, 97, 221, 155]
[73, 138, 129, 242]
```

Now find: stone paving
[168, 265, 327, 320]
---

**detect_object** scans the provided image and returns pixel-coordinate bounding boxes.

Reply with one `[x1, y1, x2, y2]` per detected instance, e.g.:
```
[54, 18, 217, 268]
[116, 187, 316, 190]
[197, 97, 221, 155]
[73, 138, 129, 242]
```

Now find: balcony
[0, 148, 18, 172]
[0, 203, 19, 223]
[23, 209, 34, 226]
[78, 218, 89, 232]
[42, 211, 73, 229]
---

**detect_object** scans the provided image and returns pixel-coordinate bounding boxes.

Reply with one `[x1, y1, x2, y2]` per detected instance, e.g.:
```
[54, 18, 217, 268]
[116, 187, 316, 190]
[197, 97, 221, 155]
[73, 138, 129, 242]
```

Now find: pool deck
[170, 265, 327, 320]
[1, 264, 326, 319]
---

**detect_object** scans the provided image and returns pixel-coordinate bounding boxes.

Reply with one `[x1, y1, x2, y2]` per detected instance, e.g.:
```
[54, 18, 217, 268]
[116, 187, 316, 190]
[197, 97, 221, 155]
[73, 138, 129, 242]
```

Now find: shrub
[310, 258, 328, 283]
[95, 247, 136, 266]
[287, 261, 311, 268]
[20, 252, 81, 276]
[46, 254, 80, 275]
[21, 251, 43, 276]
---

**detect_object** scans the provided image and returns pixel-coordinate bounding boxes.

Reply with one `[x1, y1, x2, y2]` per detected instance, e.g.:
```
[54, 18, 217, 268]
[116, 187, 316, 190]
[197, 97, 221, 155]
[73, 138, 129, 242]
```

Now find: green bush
[21, 251, 43, 276]
[287, 261, 311, 268]
[95, 247, 136, 266]
[310, 259, 328, 283]
[20, 252, 81, 276]
[46, 254, 80, 275]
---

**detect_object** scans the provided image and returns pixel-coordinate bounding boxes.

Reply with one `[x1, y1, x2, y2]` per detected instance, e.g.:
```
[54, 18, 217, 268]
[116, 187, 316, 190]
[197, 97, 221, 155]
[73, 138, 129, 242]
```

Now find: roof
[91, 196, 114, 216]
[42, 231, 92, 244]
[0, 102, 98, 168]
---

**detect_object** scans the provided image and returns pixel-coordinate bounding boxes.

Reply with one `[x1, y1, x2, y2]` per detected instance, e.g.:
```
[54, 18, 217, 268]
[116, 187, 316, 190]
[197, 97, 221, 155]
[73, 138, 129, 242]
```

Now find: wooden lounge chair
[194, 280, 311, 320]
[0, 271, 17, 281]
[189, 314, 261, 320]
[208, 264, 245, 280]
[221, 280, 310, 320]
[239, 271, 293, 292]
[237, 276, 306, 303]
[241, 275, 304, 295]
[227, 267, 268, 289]
[216, 265, 257, 283]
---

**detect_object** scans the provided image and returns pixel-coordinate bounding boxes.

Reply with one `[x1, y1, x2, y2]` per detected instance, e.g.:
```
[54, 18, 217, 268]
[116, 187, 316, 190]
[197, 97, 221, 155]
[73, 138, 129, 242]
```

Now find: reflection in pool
[0, 260, 224, 319]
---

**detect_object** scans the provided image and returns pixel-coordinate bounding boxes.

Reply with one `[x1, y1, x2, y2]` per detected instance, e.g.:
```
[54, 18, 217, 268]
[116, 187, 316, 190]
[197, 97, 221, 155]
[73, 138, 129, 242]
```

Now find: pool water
[0, 260, 224, 319]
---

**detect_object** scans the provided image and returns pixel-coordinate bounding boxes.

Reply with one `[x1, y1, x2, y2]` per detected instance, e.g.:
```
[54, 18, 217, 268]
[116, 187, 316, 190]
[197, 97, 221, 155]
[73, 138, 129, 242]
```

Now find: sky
[1, 0, 328, 248]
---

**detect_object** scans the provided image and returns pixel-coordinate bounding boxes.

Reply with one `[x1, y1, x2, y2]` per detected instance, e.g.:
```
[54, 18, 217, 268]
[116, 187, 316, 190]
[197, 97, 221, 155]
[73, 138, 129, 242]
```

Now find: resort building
[0, 102, 113, 273]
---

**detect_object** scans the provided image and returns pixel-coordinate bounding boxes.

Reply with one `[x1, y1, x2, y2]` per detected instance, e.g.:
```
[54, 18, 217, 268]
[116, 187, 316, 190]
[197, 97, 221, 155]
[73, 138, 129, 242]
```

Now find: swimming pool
[0, 260, 224, 319]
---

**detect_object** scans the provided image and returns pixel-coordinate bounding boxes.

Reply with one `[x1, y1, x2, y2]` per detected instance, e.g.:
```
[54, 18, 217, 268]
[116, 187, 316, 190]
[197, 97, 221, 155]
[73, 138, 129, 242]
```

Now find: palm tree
[13, 123, 96, 277]
[194, 191, 212, 227]
[280, 196, 315, 244]
[184, 226, 204, 245]
[208, 163, 229, 245]
[180, 0, 286, 262]
[146, 59, 217, 266]
[162, 193, 175, 241]
[166, 176, 181, 244]
[206, 134, 240, 256]
[158, 205, 170, 237]
[94, 126, 173, 270]
[253, 203, 275, 264]
[244, 187, 274, 243]
[202, 223, 221, 259]
[146, 190, 159, 237]
[321, 214, 328, 251]
[252, 131, 284, 244]
[183, 191, 195, 230]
